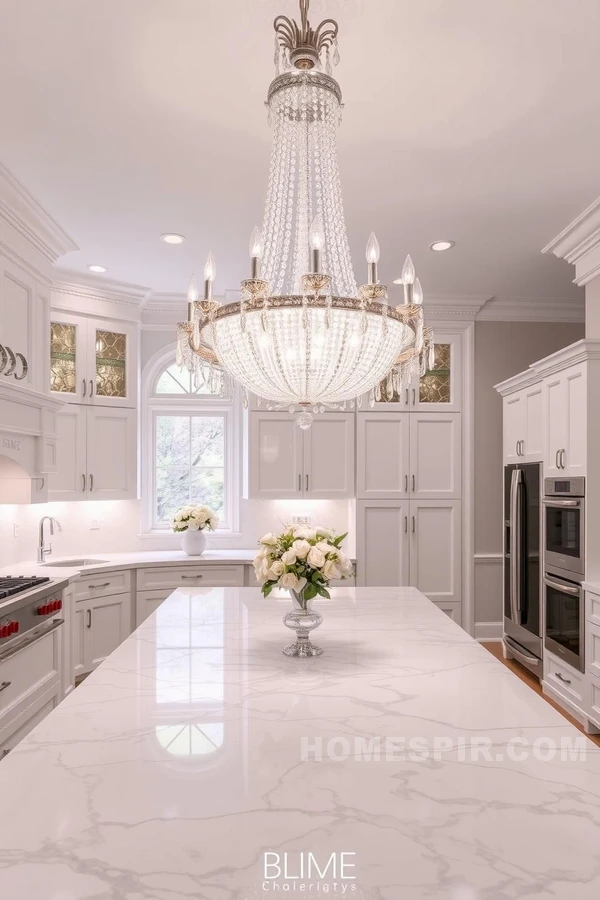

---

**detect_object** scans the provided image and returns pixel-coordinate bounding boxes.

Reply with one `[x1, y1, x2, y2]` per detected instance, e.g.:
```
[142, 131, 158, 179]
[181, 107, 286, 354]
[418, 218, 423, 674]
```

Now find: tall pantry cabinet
[355, 331, 463, 624]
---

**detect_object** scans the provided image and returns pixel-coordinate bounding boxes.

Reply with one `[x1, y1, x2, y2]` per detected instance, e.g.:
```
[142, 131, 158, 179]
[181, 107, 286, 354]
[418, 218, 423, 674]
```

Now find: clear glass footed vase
[282, 589, 323, 658]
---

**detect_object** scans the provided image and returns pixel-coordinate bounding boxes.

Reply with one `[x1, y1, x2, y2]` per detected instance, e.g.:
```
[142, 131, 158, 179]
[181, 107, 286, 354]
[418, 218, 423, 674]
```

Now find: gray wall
[474, 321, 584, 623]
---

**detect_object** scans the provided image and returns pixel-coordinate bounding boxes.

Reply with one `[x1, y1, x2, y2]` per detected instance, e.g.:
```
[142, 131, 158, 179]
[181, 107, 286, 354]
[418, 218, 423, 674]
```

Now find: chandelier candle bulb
[187, 275, 199, 323]
[309, 215, 325, 274]
[413, 277, 424, 306]
[402, 254, 416, 305]
[203, 252, 216, 301]
[366, 232, 380, 285]
[249, 226, 263, 279]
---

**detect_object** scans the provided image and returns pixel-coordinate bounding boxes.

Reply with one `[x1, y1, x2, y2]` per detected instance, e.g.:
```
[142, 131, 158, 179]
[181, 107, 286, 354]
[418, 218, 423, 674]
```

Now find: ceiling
[1, 0, 598, 302]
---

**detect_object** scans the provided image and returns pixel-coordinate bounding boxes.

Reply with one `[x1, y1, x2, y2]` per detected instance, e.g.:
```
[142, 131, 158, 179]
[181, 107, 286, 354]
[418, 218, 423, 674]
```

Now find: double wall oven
[543, 477, 585, 672]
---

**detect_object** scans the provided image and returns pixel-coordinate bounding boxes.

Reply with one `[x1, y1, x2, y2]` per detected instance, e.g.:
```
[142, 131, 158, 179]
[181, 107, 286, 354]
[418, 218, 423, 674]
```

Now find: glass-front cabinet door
[361, 331, 462, 413]
[50, 314, 136, 408]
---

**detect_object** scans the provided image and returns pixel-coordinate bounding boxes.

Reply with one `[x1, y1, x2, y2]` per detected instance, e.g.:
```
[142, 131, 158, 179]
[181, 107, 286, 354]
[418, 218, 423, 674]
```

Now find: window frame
[141, 349, 241, 537]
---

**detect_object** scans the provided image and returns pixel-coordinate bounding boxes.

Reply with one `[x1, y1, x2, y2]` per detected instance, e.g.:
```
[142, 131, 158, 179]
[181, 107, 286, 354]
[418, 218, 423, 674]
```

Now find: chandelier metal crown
[176, 0, 432, 428]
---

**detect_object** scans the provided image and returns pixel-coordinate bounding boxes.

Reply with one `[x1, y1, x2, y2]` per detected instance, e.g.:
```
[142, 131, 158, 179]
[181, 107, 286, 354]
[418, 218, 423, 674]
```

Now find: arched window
[142, 351, 240, 534]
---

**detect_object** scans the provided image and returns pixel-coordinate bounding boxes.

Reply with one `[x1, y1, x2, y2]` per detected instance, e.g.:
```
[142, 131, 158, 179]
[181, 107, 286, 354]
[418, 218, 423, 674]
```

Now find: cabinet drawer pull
[412, 516, 416, 534]
[404, 516, 408, 533]
[560, 449, 566, 469]
[87, 609, 92, 629]
[412, 474, 415, 492]
[404, 474, 408, 492]
[298, 474, 301, 492]
[88, 582, 111, 590]
[412, 388, 416, 406]
[555, 449, 560, 469]
[181, 575, 203, 580]
[89, 380, 94, 398]
[82, 474, 86, 492]
[89, 474, 94, 492]
[405, 389, 409, 406]
[555, 671, 571, 685]
[82, 378, 87, 398]
[0, 681, 12, 695]
[306, 474, 309, 491]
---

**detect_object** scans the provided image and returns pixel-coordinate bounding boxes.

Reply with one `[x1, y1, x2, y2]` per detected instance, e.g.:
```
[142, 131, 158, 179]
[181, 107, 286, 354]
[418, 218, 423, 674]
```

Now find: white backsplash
[0, 498, 355, 569]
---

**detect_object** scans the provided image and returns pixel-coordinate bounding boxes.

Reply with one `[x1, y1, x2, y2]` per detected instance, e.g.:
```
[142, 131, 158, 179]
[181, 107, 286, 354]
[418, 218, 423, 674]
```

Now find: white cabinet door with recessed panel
[409, 500, 462, 607]
[304, 413, 354, 498]
[249, 413, 304, 498]
[409, 413, 461, 499]
[503, 392, 526, 465]
[356, 500, 410, 587]
[411, 332, 463, 413]
[357, 413, 410, 499]
[47, 404, 87, 501]
[86, 407, 137, 500]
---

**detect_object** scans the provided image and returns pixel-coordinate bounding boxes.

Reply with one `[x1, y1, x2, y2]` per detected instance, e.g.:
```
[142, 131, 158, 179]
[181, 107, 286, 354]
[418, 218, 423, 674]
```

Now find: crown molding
[495, 338, 600, 394]
[52, 268, 151, 307]
[476, 295, 584, 323]
[542, 196, 600, 286]
[0, 163, 77, 263]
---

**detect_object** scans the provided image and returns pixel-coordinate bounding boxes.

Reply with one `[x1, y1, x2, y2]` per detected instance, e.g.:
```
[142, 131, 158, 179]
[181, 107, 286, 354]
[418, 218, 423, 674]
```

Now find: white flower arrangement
[171, 505, 219, 533]
[253, 525, 352, 600]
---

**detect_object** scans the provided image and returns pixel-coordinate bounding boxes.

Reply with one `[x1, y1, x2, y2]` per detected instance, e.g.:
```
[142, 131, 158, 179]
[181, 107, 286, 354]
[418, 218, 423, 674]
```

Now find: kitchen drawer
[74, 569, 131, 602]
[0, 624, 62, 721]
[588, 673, 600, 728]
[136, 565, 244, 592]
[586, 621, 600, 679]
[545, 650, 585, 707]
[587, 591, 600, 628]
[0, 685, 60, 761]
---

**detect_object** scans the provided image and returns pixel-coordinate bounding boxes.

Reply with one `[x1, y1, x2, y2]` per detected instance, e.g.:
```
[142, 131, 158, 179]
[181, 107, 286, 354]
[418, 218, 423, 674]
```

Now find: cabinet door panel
[85, 594, 131, 670]
[524, 386, 544, 462]
[91, 322, 137, 408]
[249, 413, 303, 498]
[304, 413, 354, 498]
[413, 334, 462, 412]
[410, 413, 461, 498]
[356, 500, 409, 587]
[86, 407, 137, 500]
[72, 603, 87, 679]
[545, 375, 566, 476]
[565, 364, 586, 476]
[47, 405, 87, 501]
[357, 413, 409, 498]
[503, 394, 525, 465]
[0, 263, 35, 390]
[409, 500, 461, 607]
[50, 312, 88, 403]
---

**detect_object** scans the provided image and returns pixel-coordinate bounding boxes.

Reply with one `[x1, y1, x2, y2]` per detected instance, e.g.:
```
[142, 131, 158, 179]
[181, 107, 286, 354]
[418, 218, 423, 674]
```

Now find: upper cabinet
[248, 412, 355, 499]
[50, 312, 137, 408]
[503, 383, 544, 465]
[544, 363, 587, 477]
[361, 331, 463, 413]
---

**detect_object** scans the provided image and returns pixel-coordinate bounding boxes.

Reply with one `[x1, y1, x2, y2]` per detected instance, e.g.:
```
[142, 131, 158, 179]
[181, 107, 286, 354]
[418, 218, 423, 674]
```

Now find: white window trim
[141, 347, 241, 537]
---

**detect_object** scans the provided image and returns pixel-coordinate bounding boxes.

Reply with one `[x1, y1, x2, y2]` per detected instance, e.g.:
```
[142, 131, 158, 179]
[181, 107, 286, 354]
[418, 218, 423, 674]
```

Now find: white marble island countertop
[1, 587, 600, 899]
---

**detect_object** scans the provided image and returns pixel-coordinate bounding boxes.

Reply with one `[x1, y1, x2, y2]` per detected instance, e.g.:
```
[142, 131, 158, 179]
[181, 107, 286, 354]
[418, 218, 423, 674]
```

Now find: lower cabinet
[0, 688, 61, 760]
[136, 590, 170, 625]
[73, 592, 132, 678]
[135, 565, 246, 626]
[356, 499, 462, 618]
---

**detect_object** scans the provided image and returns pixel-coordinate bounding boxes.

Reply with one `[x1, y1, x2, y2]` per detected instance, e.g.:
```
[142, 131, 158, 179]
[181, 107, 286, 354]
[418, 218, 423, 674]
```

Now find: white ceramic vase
[182, 528, 207, 557]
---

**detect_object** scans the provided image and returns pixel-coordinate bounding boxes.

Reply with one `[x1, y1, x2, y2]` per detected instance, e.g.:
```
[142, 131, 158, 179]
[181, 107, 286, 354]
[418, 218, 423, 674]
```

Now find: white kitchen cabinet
[0, 256, 46, 394]
[303, 414, 354, 498]
[62, 585, 75, 696]
[0, 688, 61, 761]
[248, 411, 354, 499]
[357, 413, 410, 499]
[356, 500, 410, 587]
[48, 405, 137, 501]
[409, 413, 461, 499]
[503, 383, 544, 465]
[409, 500, 462, 607]
[50, 312, 137, 408]
[75, 592, 132, 677]
[544, 363, 586, 477]
[136, 590, 168, 625]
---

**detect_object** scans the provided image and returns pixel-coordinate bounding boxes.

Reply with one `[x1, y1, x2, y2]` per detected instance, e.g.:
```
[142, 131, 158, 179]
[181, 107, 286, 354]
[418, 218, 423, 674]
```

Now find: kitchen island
[0, 586, 599, 899]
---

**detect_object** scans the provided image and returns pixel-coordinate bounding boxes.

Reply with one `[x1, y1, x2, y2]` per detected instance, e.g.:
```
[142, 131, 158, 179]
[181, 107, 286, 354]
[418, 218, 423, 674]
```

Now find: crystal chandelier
[176, 0, 432, 428]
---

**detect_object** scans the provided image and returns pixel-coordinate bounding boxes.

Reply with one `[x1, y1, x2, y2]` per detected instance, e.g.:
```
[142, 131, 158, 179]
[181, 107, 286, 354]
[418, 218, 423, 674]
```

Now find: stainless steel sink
[41, 558, 109, 568]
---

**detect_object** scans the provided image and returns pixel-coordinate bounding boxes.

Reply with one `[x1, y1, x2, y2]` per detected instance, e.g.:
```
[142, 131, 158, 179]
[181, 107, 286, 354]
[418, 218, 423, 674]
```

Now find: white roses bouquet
[171, 505, 219, 533]
[253, 525, 352, 601]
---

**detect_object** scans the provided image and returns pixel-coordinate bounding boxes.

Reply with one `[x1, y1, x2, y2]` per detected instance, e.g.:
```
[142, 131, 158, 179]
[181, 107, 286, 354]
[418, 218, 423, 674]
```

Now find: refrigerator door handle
[509, 468, 523, 624]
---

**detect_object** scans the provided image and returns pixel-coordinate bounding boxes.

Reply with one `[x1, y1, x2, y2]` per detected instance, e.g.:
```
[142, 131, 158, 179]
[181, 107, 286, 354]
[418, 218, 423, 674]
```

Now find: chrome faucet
[38, 516, 61, 563]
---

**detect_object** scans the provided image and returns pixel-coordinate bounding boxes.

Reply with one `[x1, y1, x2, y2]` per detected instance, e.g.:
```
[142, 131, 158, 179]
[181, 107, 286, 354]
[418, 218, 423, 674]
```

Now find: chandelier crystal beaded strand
[176, 0, 431, 428]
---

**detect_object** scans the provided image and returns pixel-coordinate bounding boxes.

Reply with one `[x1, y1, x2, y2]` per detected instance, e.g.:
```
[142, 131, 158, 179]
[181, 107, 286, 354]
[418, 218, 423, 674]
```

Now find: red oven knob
[0, 626, 7, 638]
[9, 621, 18, 634]
[38, 604, 47, 616]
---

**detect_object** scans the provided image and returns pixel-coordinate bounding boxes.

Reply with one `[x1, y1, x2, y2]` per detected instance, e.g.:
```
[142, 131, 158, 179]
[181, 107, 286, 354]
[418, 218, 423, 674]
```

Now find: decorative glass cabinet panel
[50, 322, 77, 393]
[419, 343, 451, 404]
[95, 330, 127, 398]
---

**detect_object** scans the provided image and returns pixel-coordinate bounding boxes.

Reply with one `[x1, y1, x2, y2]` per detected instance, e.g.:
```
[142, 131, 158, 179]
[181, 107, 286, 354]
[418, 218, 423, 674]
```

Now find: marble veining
[1, 586, 600, 899]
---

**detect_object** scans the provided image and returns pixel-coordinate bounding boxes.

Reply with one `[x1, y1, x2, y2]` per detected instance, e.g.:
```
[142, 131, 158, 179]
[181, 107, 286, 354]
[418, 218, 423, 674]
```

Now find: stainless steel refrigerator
[503, 463, 542, 677]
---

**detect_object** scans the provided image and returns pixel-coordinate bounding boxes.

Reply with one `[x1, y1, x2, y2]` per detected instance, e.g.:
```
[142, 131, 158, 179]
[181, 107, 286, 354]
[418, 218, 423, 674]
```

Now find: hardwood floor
[481, 641, 600, 748]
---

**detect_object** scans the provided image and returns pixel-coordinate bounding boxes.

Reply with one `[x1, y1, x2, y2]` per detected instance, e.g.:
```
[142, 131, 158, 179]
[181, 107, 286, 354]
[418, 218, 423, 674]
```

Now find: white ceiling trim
[543, 196, 600, 286]
[0, 163, 77, 263]
[476, 295, 584, 323]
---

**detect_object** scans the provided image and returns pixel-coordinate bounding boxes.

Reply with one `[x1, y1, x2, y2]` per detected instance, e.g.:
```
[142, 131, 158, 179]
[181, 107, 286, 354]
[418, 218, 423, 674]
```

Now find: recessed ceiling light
[430, 240, 455, 252]
[87, 264, 107, 273]
[161, 233, 186, 245]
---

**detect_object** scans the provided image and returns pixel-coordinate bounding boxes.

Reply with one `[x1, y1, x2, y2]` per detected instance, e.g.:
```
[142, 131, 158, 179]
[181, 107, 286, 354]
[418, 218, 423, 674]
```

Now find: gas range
[0, 576, 65, 658]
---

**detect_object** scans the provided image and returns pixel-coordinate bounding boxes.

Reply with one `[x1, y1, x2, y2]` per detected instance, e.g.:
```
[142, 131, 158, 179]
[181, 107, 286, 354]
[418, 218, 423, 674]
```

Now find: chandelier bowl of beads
[176, 0, 432, 429]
